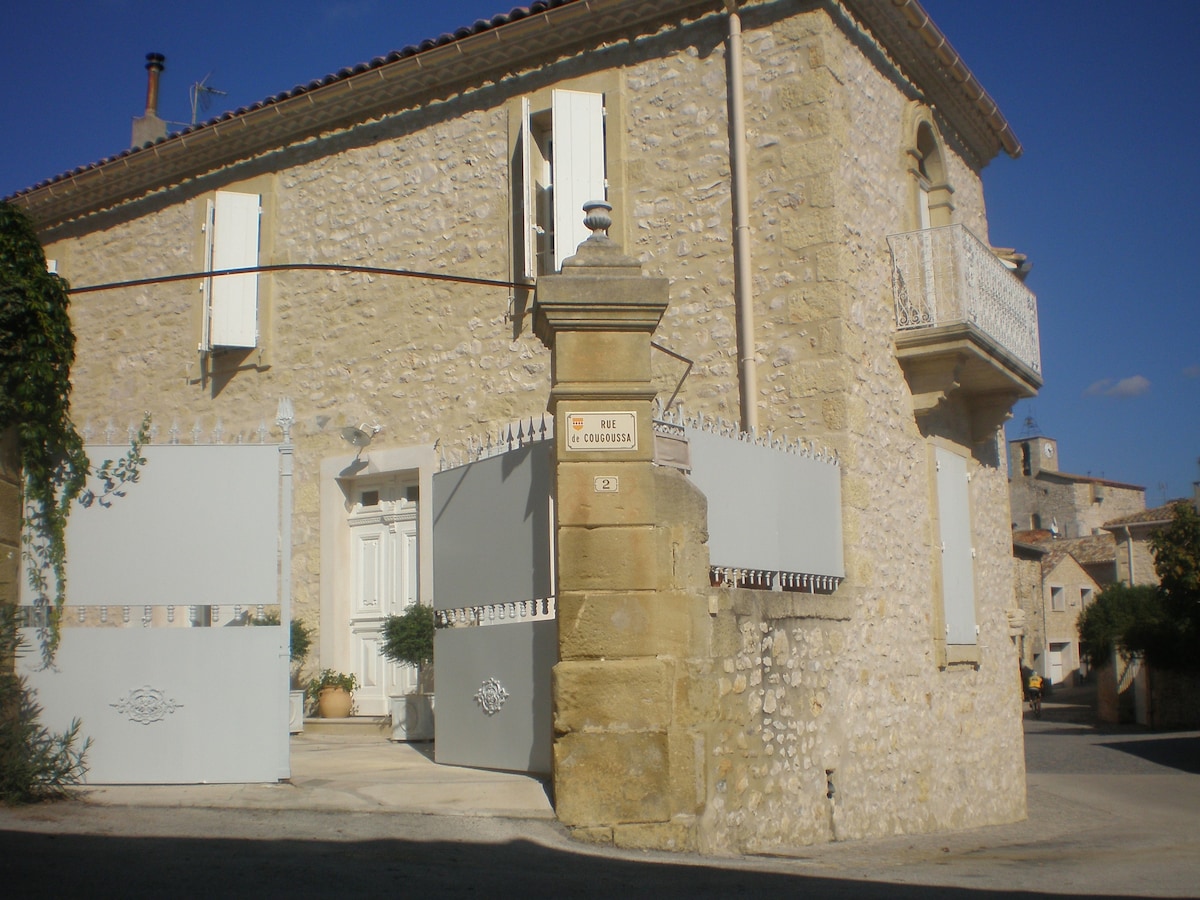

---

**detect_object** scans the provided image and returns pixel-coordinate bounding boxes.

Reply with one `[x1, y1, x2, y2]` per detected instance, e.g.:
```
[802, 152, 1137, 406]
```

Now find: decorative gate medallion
[473, 677, 510, 716]
[111, 686, 183, 724]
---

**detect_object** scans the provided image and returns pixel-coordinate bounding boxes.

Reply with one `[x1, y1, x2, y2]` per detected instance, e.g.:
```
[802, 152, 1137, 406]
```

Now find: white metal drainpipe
[725, 0, 758, 435]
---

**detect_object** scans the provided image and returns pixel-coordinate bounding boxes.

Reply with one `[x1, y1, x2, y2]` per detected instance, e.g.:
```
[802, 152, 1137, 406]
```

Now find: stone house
[1008, 434, 1145, 538]
[1012, 541, 1099, 688]
[1103, 498, 1197, 587]
[9, 0, 1042, 852]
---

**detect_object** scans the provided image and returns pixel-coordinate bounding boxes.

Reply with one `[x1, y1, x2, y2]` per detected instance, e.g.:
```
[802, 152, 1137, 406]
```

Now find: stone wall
[1113, 531, 1161, 586]
[45, 99, 549, 637]
[1013, 551, 1043, 668]
[1149, 668, 1200, 729]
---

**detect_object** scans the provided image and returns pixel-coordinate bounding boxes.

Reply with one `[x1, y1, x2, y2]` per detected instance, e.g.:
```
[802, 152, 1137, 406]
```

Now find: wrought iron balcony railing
[887, 224, 1041, 378]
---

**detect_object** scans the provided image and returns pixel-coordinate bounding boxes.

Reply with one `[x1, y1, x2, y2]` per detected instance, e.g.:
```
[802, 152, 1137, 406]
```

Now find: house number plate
[567, 411, 637, 451]
[594, 476, 619, 493]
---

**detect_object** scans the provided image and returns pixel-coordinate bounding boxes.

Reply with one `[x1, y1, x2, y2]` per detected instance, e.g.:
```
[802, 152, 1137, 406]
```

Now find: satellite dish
[340, 423, 380, 447]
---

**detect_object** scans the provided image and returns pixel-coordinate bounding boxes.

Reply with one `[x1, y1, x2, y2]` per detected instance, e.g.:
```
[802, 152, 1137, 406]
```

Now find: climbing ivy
[0, 201, 147, 665]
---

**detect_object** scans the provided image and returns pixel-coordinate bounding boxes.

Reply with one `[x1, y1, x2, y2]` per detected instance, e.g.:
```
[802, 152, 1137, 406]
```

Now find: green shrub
[252, 611, 312, 664]
[0, 610, 91, 804]
[380, 604, 435, 668]
[1077, 582, 1183, 668]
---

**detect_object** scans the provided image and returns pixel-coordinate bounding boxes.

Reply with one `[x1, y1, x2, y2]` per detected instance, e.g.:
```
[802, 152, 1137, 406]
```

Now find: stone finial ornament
[562, 201, 640, 270]
[582, 200, 612, 238]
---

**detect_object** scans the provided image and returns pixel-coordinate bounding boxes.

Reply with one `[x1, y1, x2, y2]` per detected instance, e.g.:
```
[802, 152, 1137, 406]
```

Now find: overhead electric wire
[66, 262, 526, 295]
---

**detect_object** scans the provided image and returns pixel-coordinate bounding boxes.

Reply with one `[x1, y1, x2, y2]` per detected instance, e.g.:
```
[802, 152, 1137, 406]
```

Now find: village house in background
[1007, 427, 1200, 693]
[1103, 498, 1199, 588]
[9, 0, 1044, 853]
[1011, 537, 1100, 688]
[1008, 430, 1141, 688]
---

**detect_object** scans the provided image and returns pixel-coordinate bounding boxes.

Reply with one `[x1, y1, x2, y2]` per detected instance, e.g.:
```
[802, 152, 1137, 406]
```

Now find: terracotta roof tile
[1103, 499, 1193, 530]
[1018, 532, 1116, 568]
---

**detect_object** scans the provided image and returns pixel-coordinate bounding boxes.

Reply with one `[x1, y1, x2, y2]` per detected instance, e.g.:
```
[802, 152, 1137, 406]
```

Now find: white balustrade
[888, 224, 1041, 377]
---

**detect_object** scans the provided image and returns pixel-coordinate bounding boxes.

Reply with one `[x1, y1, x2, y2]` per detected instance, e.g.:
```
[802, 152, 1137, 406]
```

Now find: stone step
[302, 716, 392, 737]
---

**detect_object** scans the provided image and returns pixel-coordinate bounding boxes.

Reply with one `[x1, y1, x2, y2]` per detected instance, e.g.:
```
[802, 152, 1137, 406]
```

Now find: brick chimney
[131, 53, 167, 148]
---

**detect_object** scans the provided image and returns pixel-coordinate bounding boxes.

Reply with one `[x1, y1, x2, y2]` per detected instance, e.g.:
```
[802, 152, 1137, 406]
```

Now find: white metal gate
[18, 441, 291, 784]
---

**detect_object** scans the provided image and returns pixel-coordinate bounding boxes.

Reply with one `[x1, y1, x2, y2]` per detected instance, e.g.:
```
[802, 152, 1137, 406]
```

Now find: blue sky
[2, 1, 1197, 502]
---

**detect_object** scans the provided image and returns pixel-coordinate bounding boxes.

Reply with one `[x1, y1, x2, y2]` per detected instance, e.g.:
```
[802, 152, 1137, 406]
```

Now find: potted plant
[307, 669, 359, 719]
[380, 603, 436, 741]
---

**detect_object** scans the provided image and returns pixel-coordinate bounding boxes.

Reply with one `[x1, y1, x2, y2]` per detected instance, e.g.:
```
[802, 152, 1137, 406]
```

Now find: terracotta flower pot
[317, 686, 352, 718]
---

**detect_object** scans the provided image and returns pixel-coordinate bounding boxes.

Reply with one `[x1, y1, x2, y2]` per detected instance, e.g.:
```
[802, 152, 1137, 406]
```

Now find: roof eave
[14, 0, 721, 232]
[11, 0, 1021, 232]
[841, 0, 1022, 165]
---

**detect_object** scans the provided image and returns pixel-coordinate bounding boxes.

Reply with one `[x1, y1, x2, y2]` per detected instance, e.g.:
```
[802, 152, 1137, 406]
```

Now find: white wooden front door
[348, 482, 418, 716]
[1048, 642, 1067, 687]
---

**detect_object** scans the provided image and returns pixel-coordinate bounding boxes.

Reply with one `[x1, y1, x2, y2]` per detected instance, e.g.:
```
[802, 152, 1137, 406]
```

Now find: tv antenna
[1016, 410, 1041, 438]
[189, 73, 227, 125]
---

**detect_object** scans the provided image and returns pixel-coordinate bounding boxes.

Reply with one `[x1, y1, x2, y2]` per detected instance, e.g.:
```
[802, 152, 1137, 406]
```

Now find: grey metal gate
[432, 434, 555, 774]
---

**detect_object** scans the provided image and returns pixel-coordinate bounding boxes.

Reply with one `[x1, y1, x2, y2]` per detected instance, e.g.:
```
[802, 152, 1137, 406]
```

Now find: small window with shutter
[202, 190, 261, 350]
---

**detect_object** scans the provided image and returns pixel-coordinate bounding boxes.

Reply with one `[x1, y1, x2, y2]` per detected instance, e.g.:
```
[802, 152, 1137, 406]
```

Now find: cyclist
[1025, 669, 1044, 718]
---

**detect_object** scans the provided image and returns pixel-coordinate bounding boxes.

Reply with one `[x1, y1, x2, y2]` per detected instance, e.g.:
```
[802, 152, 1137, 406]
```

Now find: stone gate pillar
[534, 204, 709, 849]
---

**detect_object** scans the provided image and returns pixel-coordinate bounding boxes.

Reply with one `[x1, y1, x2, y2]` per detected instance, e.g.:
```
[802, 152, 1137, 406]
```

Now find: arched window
[909, 116, 954, 229]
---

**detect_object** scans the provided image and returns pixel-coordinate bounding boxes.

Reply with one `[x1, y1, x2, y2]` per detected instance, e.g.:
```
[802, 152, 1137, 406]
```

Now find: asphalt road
[2, 687, 1198, 898]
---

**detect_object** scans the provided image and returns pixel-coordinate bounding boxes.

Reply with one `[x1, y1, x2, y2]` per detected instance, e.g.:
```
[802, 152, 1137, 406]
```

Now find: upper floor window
[911, 119, 953, 229]
[516, 90, 606, 279]
[1051, 586, 1065, 611]
[202, 190, 261, 350]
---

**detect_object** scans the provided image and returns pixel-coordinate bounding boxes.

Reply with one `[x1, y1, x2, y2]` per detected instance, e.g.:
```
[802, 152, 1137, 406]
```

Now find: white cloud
[1084, 375, 1151, 398]
[1183, 364, 1200, 379]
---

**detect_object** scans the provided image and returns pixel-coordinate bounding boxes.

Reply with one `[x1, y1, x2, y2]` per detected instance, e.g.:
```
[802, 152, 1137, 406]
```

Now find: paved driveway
[2, 687, 1198, 897]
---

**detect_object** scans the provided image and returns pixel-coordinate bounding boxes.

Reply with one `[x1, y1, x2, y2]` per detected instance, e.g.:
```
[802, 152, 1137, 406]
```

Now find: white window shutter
[209, 191, 260, 348]
[201, 199, 215, 351]
[519, 97, 536, 282]
[935, 447, 976, 645]
[551, 89, 605, 272]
